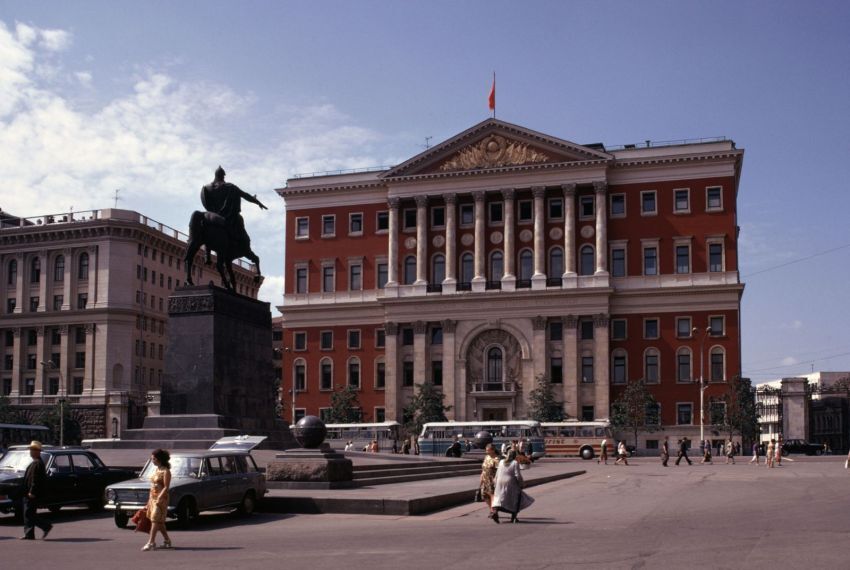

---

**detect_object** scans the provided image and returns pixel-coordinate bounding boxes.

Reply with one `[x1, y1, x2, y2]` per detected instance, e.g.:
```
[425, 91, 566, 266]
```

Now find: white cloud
[74, 70, 92, 86]
[780, 320, 803, 331]
[39, 28, 71, 52]
[780, 356, 799, 366]
[258, 274, 285, 315]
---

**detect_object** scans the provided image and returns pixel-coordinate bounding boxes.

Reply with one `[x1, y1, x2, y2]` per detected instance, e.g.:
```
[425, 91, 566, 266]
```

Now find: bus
[321, 422, 402, 451]
[0, 423, 50, 452]
[541, 421, 615, 459]
[418, 421, 545, 459]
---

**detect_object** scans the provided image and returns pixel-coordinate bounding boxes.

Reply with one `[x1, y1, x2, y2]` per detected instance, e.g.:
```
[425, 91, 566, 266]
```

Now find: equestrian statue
[184, 166, 267, 292]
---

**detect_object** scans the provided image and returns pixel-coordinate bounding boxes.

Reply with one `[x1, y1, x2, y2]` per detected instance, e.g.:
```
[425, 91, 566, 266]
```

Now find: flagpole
[492, 72, 496, 119]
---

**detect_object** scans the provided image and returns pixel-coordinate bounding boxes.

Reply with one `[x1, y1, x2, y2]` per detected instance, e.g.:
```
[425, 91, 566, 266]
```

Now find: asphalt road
[2, 456, 847, 570]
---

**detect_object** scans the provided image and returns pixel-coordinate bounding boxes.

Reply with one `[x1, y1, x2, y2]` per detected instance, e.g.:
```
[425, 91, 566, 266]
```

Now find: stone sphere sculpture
[473, 430, 493, 449]
[293, 415, 327, 449]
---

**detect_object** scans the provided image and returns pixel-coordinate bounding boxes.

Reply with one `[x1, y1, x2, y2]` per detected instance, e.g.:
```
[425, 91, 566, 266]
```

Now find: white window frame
[346, 356, 361, 390]
[348, 212, 364, 236]
[321, 214, 336, 238]
[610, 193, 626, 218]
[517, 199, 533, 224]
[373, 406, 386, 422]
[609, 240, 628, 278]
[578, 195, 595, 220]
[348, 258, 363, 292]
[402, 208, 417, 232]
[611, 349, 628, 385]
[644, 347, 660, 384]
[641, 238, 660, 276]
[321, 261, 335, 293]
[347, 329, 362, 350]
[676, 402, 694, 426]
[319, 357, 334, 391]
[706, 235, 726, 273]
[292, 358, 307, 392]
[611, 318, 627, 341]
[709, 345, 726, 383]
[294, 408, 307, 422]
[676, 317, 692, 339]
[293, 331, 307, 351]
[676, 347, 693, 384]
[673, 237, 693, 275]
[547, 197, 564, 222]
[459, 203, 475, 228]
[431, 205, 446, 229]
[374, 358, 386, 390]
[640, 190, 657, 216]
[375, 328, 386, 348]
[375, 255, 388, 290]
[295, 217, 309, 240]
[294, 263, 309, 294]
[673, 188, 691, 214]
[319, 330, 333, 351]
[709, 315, 725, 337]
[643, 317, 660, 340]
[705, 186, 724, 212]
[376, 210, 389, 234]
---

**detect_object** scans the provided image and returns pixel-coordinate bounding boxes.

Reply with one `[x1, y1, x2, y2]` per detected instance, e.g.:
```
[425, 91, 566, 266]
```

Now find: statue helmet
[215, 165, 226, 180]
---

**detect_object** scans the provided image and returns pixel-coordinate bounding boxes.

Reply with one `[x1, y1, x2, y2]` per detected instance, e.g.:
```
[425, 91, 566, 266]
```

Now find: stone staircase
[351, 458, 481, 487]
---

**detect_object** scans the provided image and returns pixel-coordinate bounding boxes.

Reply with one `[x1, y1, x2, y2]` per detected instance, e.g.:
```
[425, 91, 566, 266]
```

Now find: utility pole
[113, 189, 122, 209]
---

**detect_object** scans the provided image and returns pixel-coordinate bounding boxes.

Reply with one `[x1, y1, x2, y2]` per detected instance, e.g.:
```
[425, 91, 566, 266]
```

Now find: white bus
[418, 421, 545, 458]
[541, 421, 615, 459]
[0, 423, 50, 452]
[321, 422, 403, 451]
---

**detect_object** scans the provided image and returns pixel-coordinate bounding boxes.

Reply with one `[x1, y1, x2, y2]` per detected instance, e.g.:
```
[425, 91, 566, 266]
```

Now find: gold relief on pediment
[438, 134, 552, 172]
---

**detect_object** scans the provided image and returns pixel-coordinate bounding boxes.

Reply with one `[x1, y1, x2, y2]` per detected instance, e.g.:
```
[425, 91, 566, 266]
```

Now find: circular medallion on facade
[432, 235, 445, 248]
[404, 237, 417, 250]
[461, 233, 474, 246]
[549, 227, 563, 240]
[490, 231, 503, 245]
[519, 229, 533, 243]
[580, 225, 595, 239]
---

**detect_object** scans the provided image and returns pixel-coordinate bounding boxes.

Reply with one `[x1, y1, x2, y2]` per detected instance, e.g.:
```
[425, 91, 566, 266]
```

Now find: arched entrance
[465, 329, 523, 420]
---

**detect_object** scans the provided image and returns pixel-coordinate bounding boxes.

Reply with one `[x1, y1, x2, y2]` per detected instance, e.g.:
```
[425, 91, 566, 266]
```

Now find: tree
[721, 376, 759, 444]
[36, 402, 81, 445]
[0, 394, 17, 424]
[403, 382, 452, 437]
[326, 385, 362, 424]
[527, 374, 565, 422]
[610, 379, 659, 450]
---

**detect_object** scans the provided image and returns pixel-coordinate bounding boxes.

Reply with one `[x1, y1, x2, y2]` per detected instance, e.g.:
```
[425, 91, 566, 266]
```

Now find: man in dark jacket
[675, 438, 692, 466]
[661, 436, 670, 466]
[21, 441, 52, 540]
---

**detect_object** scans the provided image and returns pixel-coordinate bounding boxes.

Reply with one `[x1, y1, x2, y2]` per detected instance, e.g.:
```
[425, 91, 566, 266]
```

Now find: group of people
[757, 438, 783, 467]
[596, 438, 630, 465]
[478, 444, 534, 524]
[344, 440, 382, 453]
[499, 438, 535, 466]
[699, 439, 738, 464]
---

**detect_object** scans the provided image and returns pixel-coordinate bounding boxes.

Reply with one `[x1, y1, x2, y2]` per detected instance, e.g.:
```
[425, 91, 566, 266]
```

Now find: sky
[1, 1, 849, 383]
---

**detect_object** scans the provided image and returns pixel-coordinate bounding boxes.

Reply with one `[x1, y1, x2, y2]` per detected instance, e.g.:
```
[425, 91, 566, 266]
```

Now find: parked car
[105, 437, 267, 529]
[781, 439, 824, 456]
[0, 446, 137, 518]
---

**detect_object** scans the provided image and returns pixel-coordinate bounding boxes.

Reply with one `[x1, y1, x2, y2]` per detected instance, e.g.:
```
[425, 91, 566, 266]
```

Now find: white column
[593, 314, 610, 420]
[84, 323, 95, 394]
[501, 188, 516, 290]
[62, 248, 72, 310]
[594, 181, 608, 275]
[472, 191, 486, 289]
[59, 325, 70, 395]
[531, 186, 547, 289]
[87, 246, 98, 307]
[13, 254, 24, 313]
[384, 322, 399, 421]
[563, 316, 578, 419]
[387, 198, 400, 287]
[443, 194, 457, 290]
[442, 319, 457, 420]
[35, 326, 46, 395]
[10, 328, 22, 397]
[413, 320, 427, 383]
[562, 184, 577, 284]
[414, 195, 428, 286]
[37, 251, 48, 312]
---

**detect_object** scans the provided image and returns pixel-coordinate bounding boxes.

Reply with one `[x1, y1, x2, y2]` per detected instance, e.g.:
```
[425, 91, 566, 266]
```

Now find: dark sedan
[0, 446, 137, 518]
[781, 439, 825, 456]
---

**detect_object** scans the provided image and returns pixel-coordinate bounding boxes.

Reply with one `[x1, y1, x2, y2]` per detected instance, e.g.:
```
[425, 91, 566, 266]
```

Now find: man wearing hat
[21, 440, 52, 540]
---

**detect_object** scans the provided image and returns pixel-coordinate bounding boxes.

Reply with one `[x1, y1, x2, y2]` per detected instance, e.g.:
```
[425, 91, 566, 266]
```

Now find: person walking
[661, 436, 670, 466]
[492, 450, 534, 523]
[717, 440, 723, 458]
[775, 436, 783, 466]
[598, 438, 608, 465]
[20, 441, 52, 541]
[480, 444, 501, 523]
[749, 441, 760, 465]
[700, 439, 712, 464]
[615, 441, 629, 466]
[766, 439, 775, 468]
[675, 439, 692, 466]
[725, 440, 736, 464]
[142, 449, 173, 551]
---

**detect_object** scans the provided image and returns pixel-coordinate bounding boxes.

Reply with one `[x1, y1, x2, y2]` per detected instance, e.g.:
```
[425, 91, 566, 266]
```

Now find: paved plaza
[2, 456, 847, 570]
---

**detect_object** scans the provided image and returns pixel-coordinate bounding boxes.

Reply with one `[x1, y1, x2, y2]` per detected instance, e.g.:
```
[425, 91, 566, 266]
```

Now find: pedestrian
[391, 438, 398, 454]
[598, 438, 608, 465]
[661, 436, 670, 466]
[480, 444, 500, 524]
[717, 440, 723, 457]
[413, 437, 420, 455]
[700, 439, 712, 464]
[500, 441, 509, 456]
[749, 441, 760, 465]
[526, 440, 535, 463]
[401, 439, 410, 454]
[766, 439, 775, 468]
[725, 440, 735, 464]
[491, 450, 534, 523]
[20, 440, 52, 541]
[775, 436, 783, 466]
[142, 448, 173, 551]
[615, 441, 629, 466]
[675, 439, 692, 466]
[344, 440, 354, 452]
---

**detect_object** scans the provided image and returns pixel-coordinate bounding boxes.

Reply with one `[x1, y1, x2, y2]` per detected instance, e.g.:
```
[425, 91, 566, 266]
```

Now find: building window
[432, 254, 445, 284]
[430, 326, 443, 345]
[710, 348, 725, 382]
[550, 357, 563, 384]
[293, 331, 307, 351]
[548, 198, 563, 220]
[349, 263, 362, 291]
[403, 208, 417, 230]
[549, 321, 563, 341]
[580, 320, 594, 340]
[676, 317, 692, 338]
[612, 352, 627, 384]
[706, 187, 723, 211]
[402, 361, 414, 387]
[2, 378, 10, 395]
[29, 297, 39, 312]
[295, 267, 307, 294]
[518, 200, 533, 222]
[579, 195, 595, 219]
[349, 213, 363, 234]
[403, 256, 416, 285]
[51, 328, 61, 345]
[674, 189, 690, 213]
[549, 247, 564, 279]
[320, 359, 333, 391]
[490, 251, 504, 281]
[6, 298, 16, 313]
[518, 250, 533, 281]
[644, 318, 659, 339]
[581, 406, 594, 421]
[30, 258, 41, 283]
[294, 408, 306, 422]
[77, 293, 88, 310]
[54, 255, 65, 282]
[347, 330, 361, 349]
[489, 201, 503, 224]
[675, 245, 690, 274]
[645, 403, 661, 426]
[293, 361, 306, 391]
[78, 253, 89, 280]
[611, 319, 627, 340]
[374, 407, 386, 422]
[24, 378, 35, 395]
[27, 354, 37, 370]
[459, 204, 474, 226]
[401, 327, 414, 346]
[460, 253, 474, 283]
[376, 211, 389, 232]
[641, 191, 657, 215]
[487, 347, 503, 384]
[5, 330, 14, 347]
[377, 263, 388, 289]
[75, 351, 85, 369]
[432, 360, 443, 386]
[581, 356, 594, 383]
[53, 295, 63, 311]
[322, 265, 335, 293]
[431, 206, 445, 229]
[709, 243, 724, 272]
[710, 316, 725, 336]
[677, 349, 692, 382]
[645, 349, 659, 383]
[7, 259, 17, 285]
[29, 329, 39, 346]
[320, 331, 333, 350]
[677, 403, 693, 425]
[321, 215, 336, 237]
[610, 194, 626, 217]
[3, 355, 12, 371]
[375, 361, 386, 389]
[643, 247, 658, 276]
[580, 246, 594, 276]
[611, 248, 626, 277]
[375, 329, 386, 348]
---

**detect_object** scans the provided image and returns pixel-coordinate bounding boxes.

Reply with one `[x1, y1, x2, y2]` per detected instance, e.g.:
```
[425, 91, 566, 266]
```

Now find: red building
[276, 119, 744, 447]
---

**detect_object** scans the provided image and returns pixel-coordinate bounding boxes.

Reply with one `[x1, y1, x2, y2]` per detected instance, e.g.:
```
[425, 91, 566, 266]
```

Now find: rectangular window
[548, 198, 563, 220]
[295, 267, 307, 294]
[295, 217, 309, 238]
[641, 191, 657, 214]
[74, 351, 85, 369]
[676, 245, 690, 274]
[53, 295, 63, 311]
[489, 202, 503, 224]
[581, 406, 594, 421]
[645, 403, 661, 427]
[579, 195, 595, 218]
[29, 329, 39, 346]
[402, 361, 414, 387]
[611, 248, 626, 277]
[677, 403, 693, 425]
[711, 352, 724, 382]
[320, 362, 332, 390]
[5, 330, 14, 346]
[377, 263, 388, 289]
[29, 297, 39, 312]
[581, 357, 594, 383]
[643, 247, 658, 276]
[375, 329, 386, 348]
[459, 204, 474, 226]
[376, 211, 389, 231]
[677, 353, 691, 382]
[677, 317, 692, 338]
[349, 213, 363, 234]
[610, 194, 626, 217]
[347, 330, 361, 349]
[550, 357, 563, 384]
[349, 264, 362, 291]
[27, 354, 36, 370]
[611, 319, 627, 340]
[432, 360, 443, 386]
[322, 265, 334, 293]
[75, 326, 86, 344]
[674, 189, 690, 213]
[6, 298, 16, 313]
[51, 328, 61, 345]
[321, 215, 336, 237]
[709, 243, 723, 272]
[375, 407, 386, 422]
[518, 200, 533, 222]
[403, 208, 417, 230]
[294, 408, 306, 422]
[294, 364, 306, 391]
[293, 331, 307, 351]
[549, 321, 563, 341]
[710, 316, 725, 336]
[706, 187, 723, 211]
[2, 378, 10, 395]
[320, 331, 333, 350]
[375, 362, 386, 389]
[77, 293, 88, 310]
[580, 320, 594, 340]
[401, 327, 414, 346]
[431, 206, 445, 228]
[612, 354, 627, 384]
[4, 355, 13, 371]
[645, 352, 659, 383]
[24, 378, 35, 395]
[644, 318, 659, 339]
[430, 326, 443, 345]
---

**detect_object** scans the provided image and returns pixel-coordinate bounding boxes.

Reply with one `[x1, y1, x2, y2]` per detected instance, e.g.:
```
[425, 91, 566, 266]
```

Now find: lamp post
[693, 326, 712, 444]
[41, 360, 65, 446]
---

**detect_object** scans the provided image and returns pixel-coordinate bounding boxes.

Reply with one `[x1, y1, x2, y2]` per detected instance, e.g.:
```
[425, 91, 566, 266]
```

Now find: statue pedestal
[267, 444, 354, 489]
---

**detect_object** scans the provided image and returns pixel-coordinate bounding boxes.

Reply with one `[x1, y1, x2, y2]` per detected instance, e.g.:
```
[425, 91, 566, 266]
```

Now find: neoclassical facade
[0, 208, 259, 439]
[277, 119, 744, 443]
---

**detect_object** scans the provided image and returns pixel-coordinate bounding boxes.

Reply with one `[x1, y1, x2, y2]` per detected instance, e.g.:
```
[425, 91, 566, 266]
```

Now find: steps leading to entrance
[350, 459, 482, 487]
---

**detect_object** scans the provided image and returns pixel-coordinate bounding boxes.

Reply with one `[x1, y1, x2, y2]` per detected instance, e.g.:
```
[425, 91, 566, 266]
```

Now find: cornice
[277, 181, 386, 197]
[383, 158, 611, 184]
[611, 150, 743, 170]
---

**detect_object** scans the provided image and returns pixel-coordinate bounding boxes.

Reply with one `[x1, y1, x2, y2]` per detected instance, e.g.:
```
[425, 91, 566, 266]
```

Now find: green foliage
[36, 402, 81, 445]
[403, 382, 452, 437]
[527, 374, 565, 422]
[326, 385, 362, 424]
[610, 379, 659, 449]
[721, 376, 759, 441]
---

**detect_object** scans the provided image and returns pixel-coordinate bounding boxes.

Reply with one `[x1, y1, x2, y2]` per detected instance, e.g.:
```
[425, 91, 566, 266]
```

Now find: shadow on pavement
[46, 537, 113, 543]
[168, 547, 244, 552]
[158, 511, 293, 533]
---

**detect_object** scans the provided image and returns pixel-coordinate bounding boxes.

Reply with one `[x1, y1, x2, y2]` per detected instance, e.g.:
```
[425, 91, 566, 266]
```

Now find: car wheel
[176, 498, 195, 528]
[114, 510, 129, 529]
[48, 505, 62, 514]
[782, 448, 789, 457]
[815, 449, 823, 456]
[237, 491, 256, 516]
[580, 447, 595, 460]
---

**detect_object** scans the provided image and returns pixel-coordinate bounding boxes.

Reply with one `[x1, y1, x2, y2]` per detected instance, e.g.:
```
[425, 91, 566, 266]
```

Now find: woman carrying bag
[491, 450, 534, 523]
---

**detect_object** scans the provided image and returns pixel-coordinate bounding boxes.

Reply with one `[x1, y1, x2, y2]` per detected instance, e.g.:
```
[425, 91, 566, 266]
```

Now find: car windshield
[0, 450, 51, 471]
[139, 456, 203, 479]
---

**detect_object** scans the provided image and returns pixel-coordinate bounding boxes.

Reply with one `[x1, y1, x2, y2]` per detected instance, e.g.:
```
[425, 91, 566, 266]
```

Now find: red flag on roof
[488, 73, 496, 114]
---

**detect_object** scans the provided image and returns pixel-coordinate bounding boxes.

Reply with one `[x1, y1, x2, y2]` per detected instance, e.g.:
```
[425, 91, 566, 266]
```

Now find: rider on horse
[201, 166, 268, 261]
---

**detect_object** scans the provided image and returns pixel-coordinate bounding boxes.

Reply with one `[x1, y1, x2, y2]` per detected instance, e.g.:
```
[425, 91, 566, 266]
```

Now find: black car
[781, 439, 824, 456]
[0, 446, 137, 518]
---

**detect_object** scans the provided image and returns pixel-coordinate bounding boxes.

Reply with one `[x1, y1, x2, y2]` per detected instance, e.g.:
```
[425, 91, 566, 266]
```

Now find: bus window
[595, 428, 605, 437]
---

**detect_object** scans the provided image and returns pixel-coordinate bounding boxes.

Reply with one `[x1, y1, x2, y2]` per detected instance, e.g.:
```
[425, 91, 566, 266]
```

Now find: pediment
[382, 119, 611, 178]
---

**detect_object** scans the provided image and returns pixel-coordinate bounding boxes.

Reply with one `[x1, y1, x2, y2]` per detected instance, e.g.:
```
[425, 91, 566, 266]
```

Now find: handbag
[473, 489, 483, 502]
[131, 507, 151, 533]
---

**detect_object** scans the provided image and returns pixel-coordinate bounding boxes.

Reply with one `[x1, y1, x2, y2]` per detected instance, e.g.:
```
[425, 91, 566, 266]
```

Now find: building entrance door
[483, 408, 507, 421]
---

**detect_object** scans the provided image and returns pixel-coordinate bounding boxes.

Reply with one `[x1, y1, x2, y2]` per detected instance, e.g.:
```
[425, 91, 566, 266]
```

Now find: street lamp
[41, 360, 65, 446]
[693, 326, 712, 444]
